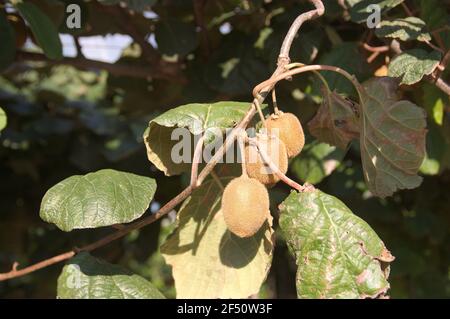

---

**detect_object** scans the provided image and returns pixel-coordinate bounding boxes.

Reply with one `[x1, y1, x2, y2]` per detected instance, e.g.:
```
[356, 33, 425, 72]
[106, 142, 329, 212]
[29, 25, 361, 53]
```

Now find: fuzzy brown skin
[245, 135, 288, 186]
[265, 112, 305, 158]
[221, 176, 269, 238]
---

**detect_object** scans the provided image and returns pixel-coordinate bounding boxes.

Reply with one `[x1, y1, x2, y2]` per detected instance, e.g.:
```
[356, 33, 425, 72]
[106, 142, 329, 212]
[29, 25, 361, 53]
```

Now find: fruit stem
[248, 137, 311, 192]
[272, 88, 280, 114]
[238, 132, 248, 177]
[254, 98, 267, 128]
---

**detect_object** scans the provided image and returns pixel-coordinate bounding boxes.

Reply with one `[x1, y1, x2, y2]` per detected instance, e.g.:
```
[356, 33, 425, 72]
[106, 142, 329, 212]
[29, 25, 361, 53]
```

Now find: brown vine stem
[247, 137, 311, 192]
[253, 64, 363, 104]
[0, 0, 325, 282]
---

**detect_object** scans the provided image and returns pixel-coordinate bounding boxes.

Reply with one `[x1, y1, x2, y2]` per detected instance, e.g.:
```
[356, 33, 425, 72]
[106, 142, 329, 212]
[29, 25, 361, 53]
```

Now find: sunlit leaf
[143, 101, 252, 176]
[40, 169, 157, 231]
[57, 252, 165, 299]
[388, 49, 441, 85]
[279, 189, 394, 299]
[161, 165, 274, 298]
[0, 107, 7, 132]
[375, 17, 431, 42]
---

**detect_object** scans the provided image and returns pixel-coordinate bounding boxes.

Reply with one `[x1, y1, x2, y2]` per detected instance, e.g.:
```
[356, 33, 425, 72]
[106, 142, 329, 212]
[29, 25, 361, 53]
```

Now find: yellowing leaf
[161, 165, 274, 298]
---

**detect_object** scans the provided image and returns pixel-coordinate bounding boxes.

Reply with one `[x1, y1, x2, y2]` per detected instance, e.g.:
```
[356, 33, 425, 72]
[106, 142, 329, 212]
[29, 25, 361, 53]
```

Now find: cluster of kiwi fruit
[221, 111, 305, 238]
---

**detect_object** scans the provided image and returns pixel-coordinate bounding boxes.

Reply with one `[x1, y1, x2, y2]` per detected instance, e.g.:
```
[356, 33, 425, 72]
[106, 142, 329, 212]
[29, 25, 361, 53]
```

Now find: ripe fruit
[221, 175, 269, 238]
[265, 112, 304, 158]
[245, 134, 288, 186]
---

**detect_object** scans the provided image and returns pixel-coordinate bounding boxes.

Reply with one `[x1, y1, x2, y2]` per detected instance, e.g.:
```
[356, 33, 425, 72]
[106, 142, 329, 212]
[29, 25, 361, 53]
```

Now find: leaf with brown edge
[360, 77, 427, 198]
[308, 88, 360, 149]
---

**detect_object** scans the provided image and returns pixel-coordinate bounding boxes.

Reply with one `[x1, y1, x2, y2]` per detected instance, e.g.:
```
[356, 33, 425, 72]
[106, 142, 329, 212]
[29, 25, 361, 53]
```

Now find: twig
[190, 135, 205, 187]
[248, 137, 311, 192]
[16, 51, 186, 83]
[0, 0, 326, 282]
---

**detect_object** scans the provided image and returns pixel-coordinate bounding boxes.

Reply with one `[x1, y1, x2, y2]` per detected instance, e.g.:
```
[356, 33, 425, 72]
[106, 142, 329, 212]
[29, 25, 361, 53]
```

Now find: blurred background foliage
[0, 0, 449, 298]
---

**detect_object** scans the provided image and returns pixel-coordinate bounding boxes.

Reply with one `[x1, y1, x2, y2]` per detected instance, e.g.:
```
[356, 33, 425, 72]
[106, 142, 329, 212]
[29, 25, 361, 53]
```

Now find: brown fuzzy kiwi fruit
[245, 134, 288, 186]
[265, 111, 305, 158]
[221, 175, 269, 238]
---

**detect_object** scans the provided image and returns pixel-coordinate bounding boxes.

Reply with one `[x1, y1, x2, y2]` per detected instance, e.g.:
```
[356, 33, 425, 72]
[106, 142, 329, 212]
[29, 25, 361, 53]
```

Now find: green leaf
[346, 0, 404, 23]
[155, 19, 198, 56]
[308, 88, 360, 149]
[57, 252, 165, 299]
[0, 12, 16, 71]
[291, 139, 346, 184]
[279, 189, 394, 299]
[375, 17, 431, 42]
[40, 169, 157, 231]
[143, 101, 252, 176]
[16, 2, 63, 60]
[388, 49, 441, 85]
[360, 77, 427, 198]
[419, 123, 448, 175]
[161, 165, 274, 298]
[0, 107, 7, 132]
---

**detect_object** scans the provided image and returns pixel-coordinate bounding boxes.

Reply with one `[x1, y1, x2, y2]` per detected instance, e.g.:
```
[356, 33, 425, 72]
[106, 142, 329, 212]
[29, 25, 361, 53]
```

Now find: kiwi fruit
[245, 134, 288, 186]
[265, 111, 305, 158]
[221, 175, 269, 238]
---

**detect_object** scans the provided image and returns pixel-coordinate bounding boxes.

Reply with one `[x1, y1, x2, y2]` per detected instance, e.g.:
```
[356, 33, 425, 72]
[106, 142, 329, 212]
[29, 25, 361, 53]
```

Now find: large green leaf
[40, 169, 156, 231]
[388, 49, 441, 85]
[308, 88, 360, 149]
[57, 252, 165, 299]
[155, 19, 199, 56]
[375, 17, 431, 42]
[360, 77, 427, 198]
[16, 2, 63, 60]
[346, 0, 404, 23]
[143, 101, 252, 176]
[279, 190, 394, 299]
[291, 139, 346, 184]
[0, 107, 6, 132]
[161, 165, 274, 298]
[0, 12, 16, 71]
